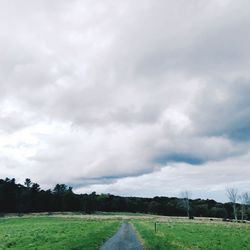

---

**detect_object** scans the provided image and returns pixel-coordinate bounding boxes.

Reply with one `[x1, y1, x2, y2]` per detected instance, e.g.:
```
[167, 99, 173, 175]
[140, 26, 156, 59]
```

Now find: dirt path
[100, 222, 144, 250]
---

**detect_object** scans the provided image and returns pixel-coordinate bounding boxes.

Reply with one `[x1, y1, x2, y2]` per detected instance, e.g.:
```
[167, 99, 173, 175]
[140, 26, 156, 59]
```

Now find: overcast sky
[0, 0, 250, 202]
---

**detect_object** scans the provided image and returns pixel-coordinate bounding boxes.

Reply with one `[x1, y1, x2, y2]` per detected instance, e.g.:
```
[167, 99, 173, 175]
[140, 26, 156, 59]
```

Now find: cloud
[0, 0, 249, 200]
[190, 79, 250, 141]
[76, 151, 250, 202]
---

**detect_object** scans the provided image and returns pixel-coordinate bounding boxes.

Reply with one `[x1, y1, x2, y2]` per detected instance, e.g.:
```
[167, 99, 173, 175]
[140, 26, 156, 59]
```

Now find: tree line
[0, 178, 249, 220]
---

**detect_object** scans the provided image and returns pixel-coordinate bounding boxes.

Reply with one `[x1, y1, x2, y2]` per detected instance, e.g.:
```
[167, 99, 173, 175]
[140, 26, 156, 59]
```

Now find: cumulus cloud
[0, 0, 249, 200]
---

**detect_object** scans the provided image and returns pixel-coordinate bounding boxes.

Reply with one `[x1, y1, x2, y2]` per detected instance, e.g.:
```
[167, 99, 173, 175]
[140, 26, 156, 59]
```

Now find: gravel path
[100, 222, 144, 250]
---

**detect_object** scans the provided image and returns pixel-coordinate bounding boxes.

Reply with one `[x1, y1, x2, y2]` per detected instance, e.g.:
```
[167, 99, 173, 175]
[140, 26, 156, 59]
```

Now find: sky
[0, 0, 250, 202]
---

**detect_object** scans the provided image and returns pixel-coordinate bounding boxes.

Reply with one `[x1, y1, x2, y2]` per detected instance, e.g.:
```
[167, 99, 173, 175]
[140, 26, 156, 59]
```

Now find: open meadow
[132, 218, 250, 250]
[0, 216, 120, 250]
[0, 214, 249, 250]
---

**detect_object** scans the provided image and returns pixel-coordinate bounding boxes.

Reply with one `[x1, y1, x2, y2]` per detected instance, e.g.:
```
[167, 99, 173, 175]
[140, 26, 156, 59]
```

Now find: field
[132, 219, 250, 250]
[0, 216, 120, 250]
[0, 214, 250, 250]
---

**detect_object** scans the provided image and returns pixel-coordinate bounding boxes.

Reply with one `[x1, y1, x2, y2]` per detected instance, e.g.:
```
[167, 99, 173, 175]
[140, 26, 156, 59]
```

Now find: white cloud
[76, 152, 250, 202]
[0, 0, 249, 200]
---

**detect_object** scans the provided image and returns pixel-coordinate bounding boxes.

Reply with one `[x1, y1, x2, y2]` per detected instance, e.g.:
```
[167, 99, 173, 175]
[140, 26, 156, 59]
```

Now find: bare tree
[244, 192, 250, 205]
[226, 188, 238, 221]
[180, 190, 192, 218]
[239, 194, 245, 221]
[239, 192, 250, 221]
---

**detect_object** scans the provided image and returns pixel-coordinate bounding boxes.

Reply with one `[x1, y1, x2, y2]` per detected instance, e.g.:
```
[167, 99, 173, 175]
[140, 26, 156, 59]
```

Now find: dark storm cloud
[154, 154, 204, 165]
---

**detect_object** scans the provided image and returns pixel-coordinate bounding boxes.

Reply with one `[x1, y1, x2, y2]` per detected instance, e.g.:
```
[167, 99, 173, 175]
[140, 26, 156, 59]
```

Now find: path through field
[100, 222, 143, 250]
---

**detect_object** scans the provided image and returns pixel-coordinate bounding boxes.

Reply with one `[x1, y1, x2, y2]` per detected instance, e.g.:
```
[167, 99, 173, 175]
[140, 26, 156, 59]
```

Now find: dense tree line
[0, 178, 249, 220]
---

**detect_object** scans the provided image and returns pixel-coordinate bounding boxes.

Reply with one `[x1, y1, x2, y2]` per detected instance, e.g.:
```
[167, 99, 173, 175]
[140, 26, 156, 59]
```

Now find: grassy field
[0, 214, 250, 250]
[0, 217, 120, 250]
[132, 219, 250, 250]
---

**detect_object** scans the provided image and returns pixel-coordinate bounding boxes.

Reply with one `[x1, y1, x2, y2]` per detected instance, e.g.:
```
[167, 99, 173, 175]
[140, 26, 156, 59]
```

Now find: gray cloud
[191, 79, 250, 142]
[76, 151, 250, 202]
[0, 0, 249, 200]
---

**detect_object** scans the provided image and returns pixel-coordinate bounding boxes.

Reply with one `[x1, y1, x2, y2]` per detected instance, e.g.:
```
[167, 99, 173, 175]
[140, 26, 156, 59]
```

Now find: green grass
[0, 217, 120, 250]
[1, 215, 250, 250]
[133, 220, 250, 250]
